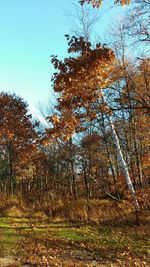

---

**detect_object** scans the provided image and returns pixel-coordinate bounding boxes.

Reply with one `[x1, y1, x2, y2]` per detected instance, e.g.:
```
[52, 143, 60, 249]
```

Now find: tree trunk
[102, 94, 140, 212]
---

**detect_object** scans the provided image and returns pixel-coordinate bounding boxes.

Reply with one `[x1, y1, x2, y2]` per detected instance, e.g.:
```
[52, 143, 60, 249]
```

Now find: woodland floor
[0, 216, 150, 267]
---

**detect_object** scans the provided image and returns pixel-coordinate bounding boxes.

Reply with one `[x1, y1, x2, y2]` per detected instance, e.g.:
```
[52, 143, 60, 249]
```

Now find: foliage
[0, 92, 38, 194]
[0, 0, 150, 265]
[48, 35, 115, 140]
[79, 0, 131, 8]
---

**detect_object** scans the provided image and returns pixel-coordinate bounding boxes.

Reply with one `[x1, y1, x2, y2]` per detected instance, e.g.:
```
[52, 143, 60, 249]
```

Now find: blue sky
[0, 0, 128, 117]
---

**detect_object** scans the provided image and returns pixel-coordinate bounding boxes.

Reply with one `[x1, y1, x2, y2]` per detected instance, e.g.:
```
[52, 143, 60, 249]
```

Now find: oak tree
[0, 92, 37, 194]
[48, 35, 140, 212]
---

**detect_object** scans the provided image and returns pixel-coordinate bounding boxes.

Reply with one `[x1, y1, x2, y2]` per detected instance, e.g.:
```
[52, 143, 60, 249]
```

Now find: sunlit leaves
[0, 92, 37, 176]
[79, 0, 131, 8]
[49, 36, 116, 140]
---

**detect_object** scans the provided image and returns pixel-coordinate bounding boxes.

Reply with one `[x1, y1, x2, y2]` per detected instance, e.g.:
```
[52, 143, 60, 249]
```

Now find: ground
[0, 216, 149, 267]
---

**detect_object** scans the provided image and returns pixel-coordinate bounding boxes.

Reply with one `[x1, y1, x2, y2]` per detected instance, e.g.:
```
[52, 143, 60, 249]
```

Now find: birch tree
[47, 35, 140, 212]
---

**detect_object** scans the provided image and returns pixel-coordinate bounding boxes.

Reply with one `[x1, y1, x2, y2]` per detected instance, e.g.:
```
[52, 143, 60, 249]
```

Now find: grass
[0, 198, 149, 266]
[0, 219, 18, 257]
[0, 216, 149, 266]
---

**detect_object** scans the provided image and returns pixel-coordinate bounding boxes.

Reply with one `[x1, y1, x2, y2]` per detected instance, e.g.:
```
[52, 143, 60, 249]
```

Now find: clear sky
[0, 0, 128, 117]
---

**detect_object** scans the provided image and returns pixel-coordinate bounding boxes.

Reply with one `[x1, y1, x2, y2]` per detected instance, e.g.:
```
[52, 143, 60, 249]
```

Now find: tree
[0, 92, 37, 194]
[125, 0, 150, 43]
[66, 3, 100, 42]
[48, 35, 140, 212]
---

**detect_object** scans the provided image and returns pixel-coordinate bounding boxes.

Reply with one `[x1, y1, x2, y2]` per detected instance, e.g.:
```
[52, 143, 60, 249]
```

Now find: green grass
[0, 221, 17, 257]
[0, 217, 10, 228]
[0, 216, 149, 266]
[52, 225, 98, 241]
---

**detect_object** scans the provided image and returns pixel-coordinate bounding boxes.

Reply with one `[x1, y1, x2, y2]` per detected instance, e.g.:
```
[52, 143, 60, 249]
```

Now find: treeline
[0, 0, 149, 211]
[0, 72, 149, 201]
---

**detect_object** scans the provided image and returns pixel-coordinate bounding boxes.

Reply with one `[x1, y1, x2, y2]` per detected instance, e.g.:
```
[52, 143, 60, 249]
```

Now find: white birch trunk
[102, 93, 140, 212]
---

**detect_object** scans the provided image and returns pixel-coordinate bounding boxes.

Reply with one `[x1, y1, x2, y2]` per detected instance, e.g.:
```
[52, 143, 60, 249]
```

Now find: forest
[0, 0, 149, 266]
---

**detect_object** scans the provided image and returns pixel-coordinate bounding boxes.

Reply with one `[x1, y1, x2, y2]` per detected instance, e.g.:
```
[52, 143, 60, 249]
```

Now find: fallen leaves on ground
[0, 217, 149, 267]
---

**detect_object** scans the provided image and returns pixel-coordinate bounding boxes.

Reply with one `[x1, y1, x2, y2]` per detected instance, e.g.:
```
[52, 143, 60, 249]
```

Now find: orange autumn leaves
[47, 36, 116, 140]
[0, 93, 37, 175]
[79, 0, 131, 8]
[48, 113, 79, 141]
